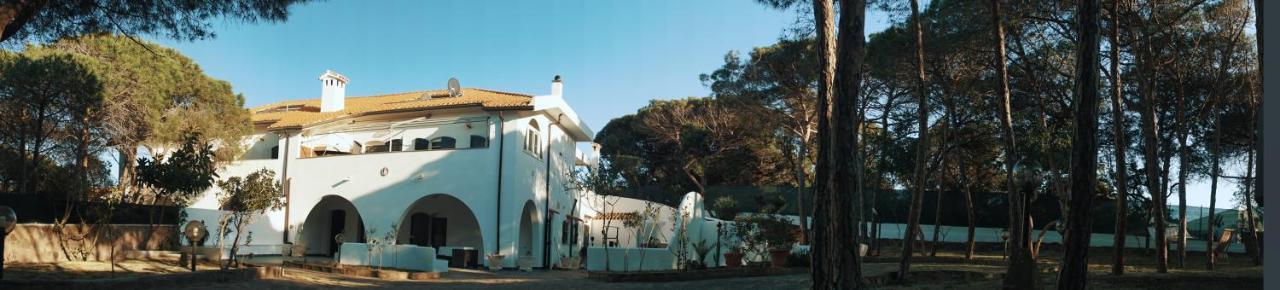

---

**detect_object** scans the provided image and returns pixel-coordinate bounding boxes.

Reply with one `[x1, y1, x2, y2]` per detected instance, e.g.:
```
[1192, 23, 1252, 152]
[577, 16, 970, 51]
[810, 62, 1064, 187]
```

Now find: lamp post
[1000, 229, 1010, 261]
[184, 220, 206, 272]
[0, 206, 15, 280]
[334, 232, 344, 267]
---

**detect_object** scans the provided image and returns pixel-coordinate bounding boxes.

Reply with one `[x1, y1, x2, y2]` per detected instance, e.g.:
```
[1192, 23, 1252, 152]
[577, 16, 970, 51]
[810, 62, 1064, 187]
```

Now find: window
[431, 137, 456, 150]
[365, 141, 389, 153]
[390, 139, 403, 152]
[413, 138, 430, 151]
[470, 135, 488, 148]
[562, 220, 570, 244]
[271, 146, 279, 159]
[524, 119, 542, 158]
[570, 219, 579, 246]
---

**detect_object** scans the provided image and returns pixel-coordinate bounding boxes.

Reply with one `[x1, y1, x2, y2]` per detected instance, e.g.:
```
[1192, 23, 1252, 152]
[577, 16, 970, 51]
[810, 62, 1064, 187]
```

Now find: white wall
[186, 104, 598, 269]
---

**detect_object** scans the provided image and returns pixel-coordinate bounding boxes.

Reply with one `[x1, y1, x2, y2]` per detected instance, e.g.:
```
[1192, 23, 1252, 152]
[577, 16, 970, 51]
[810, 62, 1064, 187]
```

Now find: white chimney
[319, 70, 349, 112]
[550, 75, 563, 97]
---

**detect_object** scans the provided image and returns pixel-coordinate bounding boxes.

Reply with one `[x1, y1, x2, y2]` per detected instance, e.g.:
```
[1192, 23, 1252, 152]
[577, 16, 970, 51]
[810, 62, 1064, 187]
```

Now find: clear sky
[142, 0, 1242, 209]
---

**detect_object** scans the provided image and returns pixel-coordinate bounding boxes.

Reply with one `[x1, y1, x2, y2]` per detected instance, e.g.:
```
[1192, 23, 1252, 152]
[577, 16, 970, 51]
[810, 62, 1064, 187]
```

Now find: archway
[395, 194, 484, 266]
[518, 200, 538, 259]
[300, 195, 366, 257]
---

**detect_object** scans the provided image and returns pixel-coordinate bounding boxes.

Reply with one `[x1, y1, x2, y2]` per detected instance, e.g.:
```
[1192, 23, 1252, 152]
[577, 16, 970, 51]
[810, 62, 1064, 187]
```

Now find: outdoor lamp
[0, 206, 14, 280]
[334, 232, 345, 265]
[184, 220, 206, 272]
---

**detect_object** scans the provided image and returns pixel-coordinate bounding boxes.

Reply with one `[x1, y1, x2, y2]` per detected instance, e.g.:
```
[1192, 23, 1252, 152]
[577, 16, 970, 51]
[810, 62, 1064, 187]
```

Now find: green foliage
[594, 97, 786, 203]
[213, 168, 281, 269]
[2, 0, 312, 45]
[712, 196, 738, 220]
[0, 51, 105, 194]
[135, 132, 218, 207]
[215, 169, 284, 215]
[25, 34, 253, 162]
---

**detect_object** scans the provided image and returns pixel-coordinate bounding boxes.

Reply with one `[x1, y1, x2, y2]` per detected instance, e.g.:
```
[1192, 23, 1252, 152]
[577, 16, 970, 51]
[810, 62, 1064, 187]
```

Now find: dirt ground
[7, 247, 1262, 289]
[5, 260, 223, 280]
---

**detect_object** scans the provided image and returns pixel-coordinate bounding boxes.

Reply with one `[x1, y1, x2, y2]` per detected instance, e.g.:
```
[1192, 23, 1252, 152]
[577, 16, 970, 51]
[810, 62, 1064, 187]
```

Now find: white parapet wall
[585, 247, 676, 272]
[337, 243, 449, 273]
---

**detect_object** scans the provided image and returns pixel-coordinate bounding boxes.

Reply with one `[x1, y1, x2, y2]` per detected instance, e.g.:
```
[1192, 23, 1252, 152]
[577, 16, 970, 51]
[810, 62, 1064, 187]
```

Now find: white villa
[184, 71, 731, 272]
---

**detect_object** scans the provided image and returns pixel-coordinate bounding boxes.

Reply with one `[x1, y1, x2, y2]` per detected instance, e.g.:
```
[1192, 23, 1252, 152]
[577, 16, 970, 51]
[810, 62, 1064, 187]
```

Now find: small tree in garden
[214, 168, 283, 269]
[364, 226, 379, 268]
[382, 223, 399, 269]
[692, 239, 712, 269]
[757, 214, 798, 254]
[565, 157, 639, 271]
[671, 211, 693, 270]
[136, 132, 220, 243]
[713, 196, 738, 221]
[733, 216, 766, 266]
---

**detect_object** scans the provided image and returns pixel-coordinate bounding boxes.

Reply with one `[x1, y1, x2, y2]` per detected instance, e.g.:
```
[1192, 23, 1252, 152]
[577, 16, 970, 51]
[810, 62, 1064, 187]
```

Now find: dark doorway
[431, 217, 448, 248]
[329, 209, 346, 256]
[410, 213, 448, 248]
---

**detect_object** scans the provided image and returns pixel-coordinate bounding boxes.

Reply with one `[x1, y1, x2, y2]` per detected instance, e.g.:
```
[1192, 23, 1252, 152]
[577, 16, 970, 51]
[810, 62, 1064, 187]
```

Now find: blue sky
[141, 0, 1244, 208]
[148, 0, 891, 131]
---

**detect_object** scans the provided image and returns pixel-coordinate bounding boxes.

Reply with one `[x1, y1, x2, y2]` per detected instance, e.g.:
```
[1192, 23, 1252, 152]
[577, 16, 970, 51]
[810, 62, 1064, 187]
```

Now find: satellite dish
[447, 77, 462, 98]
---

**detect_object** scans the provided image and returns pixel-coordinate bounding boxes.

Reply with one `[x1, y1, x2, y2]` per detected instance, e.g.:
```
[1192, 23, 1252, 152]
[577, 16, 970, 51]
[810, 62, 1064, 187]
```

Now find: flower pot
[724, 252, 744, 268]
[559, 256, 581, 270]
[769, 249, 790, 268]
[517, 255, 535, 272]
[486, 255, 505, 271]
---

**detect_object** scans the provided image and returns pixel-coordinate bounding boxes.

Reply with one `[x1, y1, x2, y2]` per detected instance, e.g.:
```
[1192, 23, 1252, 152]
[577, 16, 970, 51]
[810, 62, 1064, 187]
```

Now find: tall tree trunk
[931, 92, 954, 257]
[1243, 123, 1261, 266]
[992, 1, 1036, 288]
[1139, 24, 1169, 274]
[790, 130, 811, 245]
[898, 0, 929, 280]
[1206, 105, 1221, 270]
[929, 183, 943, 257]
[1109, 0, 1130, 276]
[117, 145, 138, 199]
[1253, 0, 1262, 209]
[1057, 0, 1101, 287]
[0, 0, 48, 43]
[825, 0, 867, 287]
[809, 0, 836, 287]
[1176, 74, 1190, 269]
[873, 95, 896, 256]
[962, 159, 976, 260]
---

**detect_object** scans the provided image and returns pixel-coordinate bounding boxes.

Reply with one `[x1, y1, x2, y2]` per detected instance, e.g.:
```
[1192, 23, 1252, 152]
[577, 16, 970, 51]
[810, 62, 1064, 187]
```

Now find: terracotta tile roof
[251, 88, 533, 130]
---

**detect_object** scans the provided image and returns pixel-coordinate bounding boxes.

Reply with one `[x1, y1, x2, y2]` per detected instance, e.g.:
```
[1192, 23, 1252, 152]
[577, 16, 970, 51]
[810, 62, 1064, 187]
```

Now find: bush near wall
[0, 193, 182, 224]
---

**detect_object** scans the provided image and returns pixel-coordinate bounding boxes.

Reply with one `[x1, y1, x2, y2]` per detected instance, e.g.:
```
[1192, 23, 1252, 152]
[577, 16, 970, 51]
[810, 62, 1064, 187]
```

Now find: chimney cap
[553, 75, 562, 83]
[319, 69, 349, 83]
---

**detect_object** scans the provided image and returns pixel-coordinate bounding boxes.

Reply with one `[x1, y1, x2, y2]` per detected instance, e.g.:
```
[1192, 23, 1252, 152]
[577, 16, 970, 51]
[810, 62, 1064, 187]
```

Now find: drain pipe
[494, 112, 507, 260]
[543, 114, 564, 269]
[282, 133, 292, 244]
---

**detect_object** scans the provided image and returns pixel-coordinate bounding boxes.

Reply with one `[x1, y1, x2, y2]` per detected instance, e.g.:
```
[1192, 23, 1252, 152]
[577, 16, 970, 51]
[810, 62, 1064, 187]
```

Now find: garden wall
[585, 247, 675, 271]
[3, 223, 177, 263]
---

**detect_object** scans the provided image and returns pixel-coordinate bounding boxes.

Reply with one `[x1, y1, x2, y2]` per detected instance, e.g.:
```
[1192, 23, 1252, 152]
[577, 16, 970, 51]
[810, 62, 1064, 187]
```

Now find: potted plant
[559, 254, 581, 270]
[723, 244, 745, 268]
[517, 249, 535, 272]
[486, 253, 505, 271]
[759, 215, 797, 268]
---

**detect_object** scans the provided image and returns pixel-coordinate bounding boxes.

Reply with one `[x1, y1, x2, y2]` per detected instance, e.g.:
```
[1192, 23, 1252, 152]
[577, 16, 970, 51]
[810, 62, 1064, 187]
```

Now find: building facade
[185, 71, 600, 269]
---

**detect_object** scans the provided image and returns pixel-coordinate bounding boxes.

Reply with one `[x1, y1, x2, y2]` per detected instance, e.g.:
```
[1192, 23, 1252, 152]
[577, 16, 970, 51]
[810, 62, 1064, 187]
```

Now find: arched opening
[300, 195, 366, 257]
[518, 200, 538, 258]
[396, 194, 484, 265]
